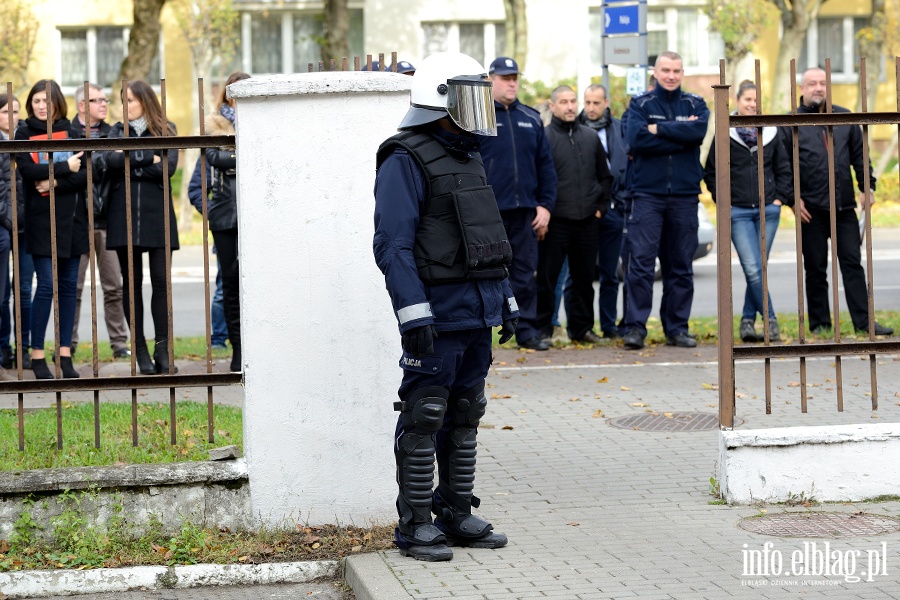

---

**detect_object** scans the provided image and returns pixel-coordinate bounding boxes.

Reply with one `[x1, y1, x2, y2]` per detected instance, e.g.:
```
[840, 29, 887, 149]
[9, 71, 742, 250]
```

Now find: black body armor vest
[377, 130, 512, 285]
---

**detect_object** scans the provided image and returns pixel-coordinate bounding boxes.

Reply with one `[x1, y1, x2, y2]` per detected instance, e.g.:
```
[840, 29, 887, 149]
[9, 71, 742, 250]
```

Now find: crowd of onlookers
[0, 53, 891, 383]
[0, 72, 247, 380]
[481, 51, 893, 352]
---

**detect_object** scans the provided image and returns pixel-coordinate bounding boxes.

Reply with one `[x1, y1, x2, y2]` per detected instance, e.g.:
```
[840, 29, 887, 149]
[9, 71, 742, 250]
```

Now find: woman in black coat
[15, 80, 88, 379]
[104, 80, 179, 374]
[205, 71, 249, 373]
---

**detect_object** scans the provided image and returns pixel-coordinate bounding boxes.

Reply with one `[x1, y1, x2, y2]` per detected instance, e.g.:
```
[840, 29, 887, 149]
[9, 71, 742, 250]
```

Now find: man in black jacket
[578, 84, 629, 339]
[786, 68, 892, 336]
[537, 86, 612, 343]
[70, 83, 130, 358]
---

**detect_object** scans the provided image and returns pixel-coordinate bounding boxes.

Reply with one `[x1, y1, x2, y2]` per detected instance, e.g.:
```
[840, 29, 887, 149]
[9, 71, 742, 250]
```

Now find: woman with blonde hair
[204, 71, 249, 372]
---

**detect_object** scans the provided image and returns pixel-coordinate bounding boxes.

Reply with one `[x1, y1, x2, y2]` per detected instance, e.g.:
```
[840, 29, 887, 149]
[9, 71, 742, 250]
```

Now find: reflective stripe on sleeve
[397, 302, 434, 325]
[508, 297, 519, 313]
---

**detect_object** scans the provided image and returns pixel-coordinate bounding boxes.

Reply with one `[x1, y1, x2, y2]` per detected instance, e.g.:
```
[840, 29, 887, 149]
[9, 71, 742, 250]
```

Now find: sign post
[601, 0, 648, 96]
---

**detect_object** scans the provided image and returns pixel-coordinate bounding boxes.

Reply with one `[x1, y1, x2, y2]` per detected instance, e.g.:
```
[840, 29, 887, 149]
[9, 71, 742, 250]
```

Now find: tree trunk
[503, 0, 528, 73]
[768, 0, 824, 113]
[321, 0, 349, 65]
[110, 0, 166, 122]
[119, 0, 167, 83]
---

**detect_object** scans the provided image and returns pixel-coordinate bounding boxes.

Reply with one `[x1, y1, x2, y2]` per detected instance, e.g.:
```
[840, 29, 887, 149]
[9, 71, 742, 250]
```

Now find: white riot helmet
[398, 52, 497, 136]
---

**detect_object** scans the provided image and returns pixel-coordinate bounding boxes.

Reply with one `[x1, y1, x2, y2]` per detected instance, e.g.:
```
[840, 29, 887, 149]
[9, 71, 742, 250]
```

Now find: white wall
[229, 72, 411, 526]
[719, 424, 900, 504]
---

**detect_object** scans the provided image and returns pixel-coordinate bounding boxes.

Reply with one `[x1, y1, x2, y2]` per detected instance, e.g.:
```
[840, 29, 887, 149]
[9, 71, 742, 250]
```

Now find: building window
[421, 22, 506, 67]
[58, 27, 161, 90]
[239, 9, 364, 74]
[799, 17, 867, 80]
[589, 6, 724, 72]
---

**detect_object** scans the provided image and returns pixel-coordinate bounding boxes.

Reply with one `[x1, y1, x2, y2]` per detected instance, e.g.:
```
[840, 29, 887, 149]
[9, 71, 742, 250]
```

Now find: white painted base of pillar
[719, 424, 900, 504]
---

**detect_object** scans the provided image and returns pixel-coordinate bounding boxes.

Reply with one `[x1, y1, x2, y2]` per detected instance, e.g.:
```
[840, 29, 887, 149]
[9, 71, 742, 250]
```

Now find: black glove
[498, 318, 518, 344]
[402, 324, 437, 356]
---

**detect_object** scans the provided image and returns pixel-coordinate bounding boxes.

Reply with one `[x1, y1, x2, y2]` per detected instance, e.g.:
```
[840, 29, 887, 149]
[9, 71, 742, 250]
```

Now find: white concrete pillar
[228, 72, 412, 526]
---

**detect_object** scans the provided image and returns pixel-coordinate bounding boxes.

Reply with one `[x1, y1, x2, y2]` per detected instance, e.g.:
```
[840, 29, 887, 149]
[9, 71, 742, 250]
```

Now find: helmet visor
[446, 75, 497, 136]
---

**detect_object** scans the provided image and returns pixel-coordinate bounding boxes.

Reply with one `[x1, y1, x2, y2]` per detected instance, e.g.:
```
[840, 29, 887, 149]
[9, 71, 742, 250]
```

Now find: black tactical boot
[394, 386, 453, 562]
[433, 382, 508, 549]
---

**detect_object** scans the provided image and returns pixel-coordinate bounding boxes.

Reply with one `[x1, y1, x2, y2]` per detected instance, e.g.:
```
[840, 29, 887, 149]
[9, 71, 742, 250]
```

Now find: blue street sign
[604, 5, 641, 35]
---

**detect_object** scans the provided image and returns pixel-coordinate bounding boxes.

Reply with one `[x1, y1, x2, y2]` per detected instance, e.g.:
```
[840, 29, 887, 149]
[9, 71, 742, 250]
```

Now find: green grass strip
[0, 402, 242, 471]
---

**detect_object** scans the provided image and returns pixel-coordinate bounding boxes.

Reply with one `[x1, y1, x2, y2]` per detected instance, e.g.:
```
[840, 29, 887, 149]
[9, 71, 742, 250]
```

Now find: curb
[344, 551, 410, 600]
[0, 560, 338, 598]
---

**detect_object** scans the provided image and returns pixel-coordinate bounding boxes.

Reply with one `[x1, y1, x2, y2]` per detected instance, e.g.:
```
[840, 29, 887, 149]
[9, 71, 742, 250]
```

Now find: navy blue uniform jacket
[624, 85, 709, 196]
[478, 99, 557, 212]
[373, 129, 519, 334]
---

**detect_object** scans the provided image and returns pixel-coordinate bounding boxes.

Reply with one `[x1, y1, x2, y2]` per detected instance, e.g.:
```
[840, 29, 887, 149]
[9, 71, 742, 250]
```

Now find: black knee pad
[449, 382, 486, 428]
[395, 386, 449, 435]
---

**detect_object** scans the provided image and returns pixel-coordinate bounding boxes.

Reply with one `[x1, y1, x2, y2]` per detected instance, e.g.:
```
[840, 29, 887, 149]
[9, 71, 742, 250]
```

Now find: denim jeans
[211, 254, 228, 346]
[0, 228, 11, 353]
[3, 240, 35, 350]
[31, 255, 80, 350]
[731, 203, 781, 321]
[551, 258, 569, 327]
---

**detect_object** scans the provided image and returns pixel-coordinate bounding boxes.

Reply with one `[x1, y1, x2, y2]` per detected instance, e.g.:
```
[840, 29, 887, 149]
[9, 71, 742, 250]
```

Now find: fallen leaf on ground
[567, 522, 580, 526]
[630, 402, 647, 407]
[516, 357, 527, 363]
[597, 377, 608, 383]
[787, 381, 801, 387]
[621, 386, 632, 391]
[570, 397, 580, 402]
[663, 412, 674, 418]
[490, 393, 512, 399]
[502, 425, 514, 430]
[592, 410, 604, 418]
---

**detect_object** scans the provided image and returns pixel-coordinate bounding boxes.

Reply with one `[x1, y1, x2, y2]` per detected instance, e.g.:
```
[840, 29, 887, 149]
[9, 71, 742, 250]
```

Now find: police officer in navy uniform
[479, 57, 557, 351]
[374, 52, 518, 562]
[620, 51, 709, 350]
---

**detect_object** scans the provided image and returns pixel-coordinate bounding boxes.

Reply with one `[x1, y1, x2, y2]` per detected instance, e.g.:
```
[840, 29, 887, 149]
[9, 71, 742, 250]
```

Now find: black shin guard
[394, 386, 452, 559]
[434, 382, 507, 549]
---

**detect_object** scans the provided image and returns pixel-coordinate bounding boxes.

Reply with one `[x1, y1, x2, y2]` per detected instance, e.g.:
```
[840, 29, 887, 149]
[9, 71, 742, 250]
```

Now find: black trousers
[536, 215, 600, 339]
[116, 247, 171, 343]
[801, 207, 870, 330]
[500, 208, 541, 343]
[211, 228, 240, 351]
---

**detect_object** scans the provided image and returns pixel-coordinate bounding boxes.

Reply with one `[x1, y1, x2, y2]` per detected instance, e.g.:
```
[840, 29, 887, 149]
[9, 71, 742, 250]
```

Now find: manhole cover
[608, 412, 736, 432]
[740, 512, 900, 538]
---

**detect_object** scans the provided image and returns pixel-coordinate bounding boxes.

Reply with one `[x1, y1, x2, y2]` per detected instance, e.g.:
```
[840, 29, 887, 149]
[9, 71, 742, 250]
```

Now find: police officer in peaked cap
[373, 52, 517, 562]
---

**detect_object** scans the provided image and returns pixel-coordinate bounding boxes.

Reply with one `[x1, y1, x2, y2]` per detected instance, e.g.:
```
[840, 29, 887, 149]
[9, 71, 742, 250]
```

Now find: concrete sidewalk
[345, 345, 900, 599]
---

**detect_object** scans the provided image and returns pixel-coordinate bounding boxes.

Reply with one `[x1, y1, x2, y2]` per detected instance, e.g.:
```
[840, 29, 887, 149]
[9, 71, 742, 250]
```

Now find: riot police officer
[374, 52, 518, 562]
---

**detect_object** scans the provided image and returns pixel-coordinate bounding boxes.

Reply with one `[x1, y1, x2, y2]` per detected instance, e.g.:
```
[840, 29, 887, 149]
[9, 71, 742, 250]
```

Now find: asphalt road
[39, 227, 900, 347]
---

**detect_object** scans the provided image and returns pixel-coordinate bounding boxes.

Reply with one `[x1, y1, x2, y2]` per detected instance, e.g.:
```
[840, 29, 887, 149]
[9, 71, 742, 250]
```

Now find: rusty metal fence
[715, 57, 900, 428]
[0, 53, 401, 453]
[0, 79, 240, 451]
